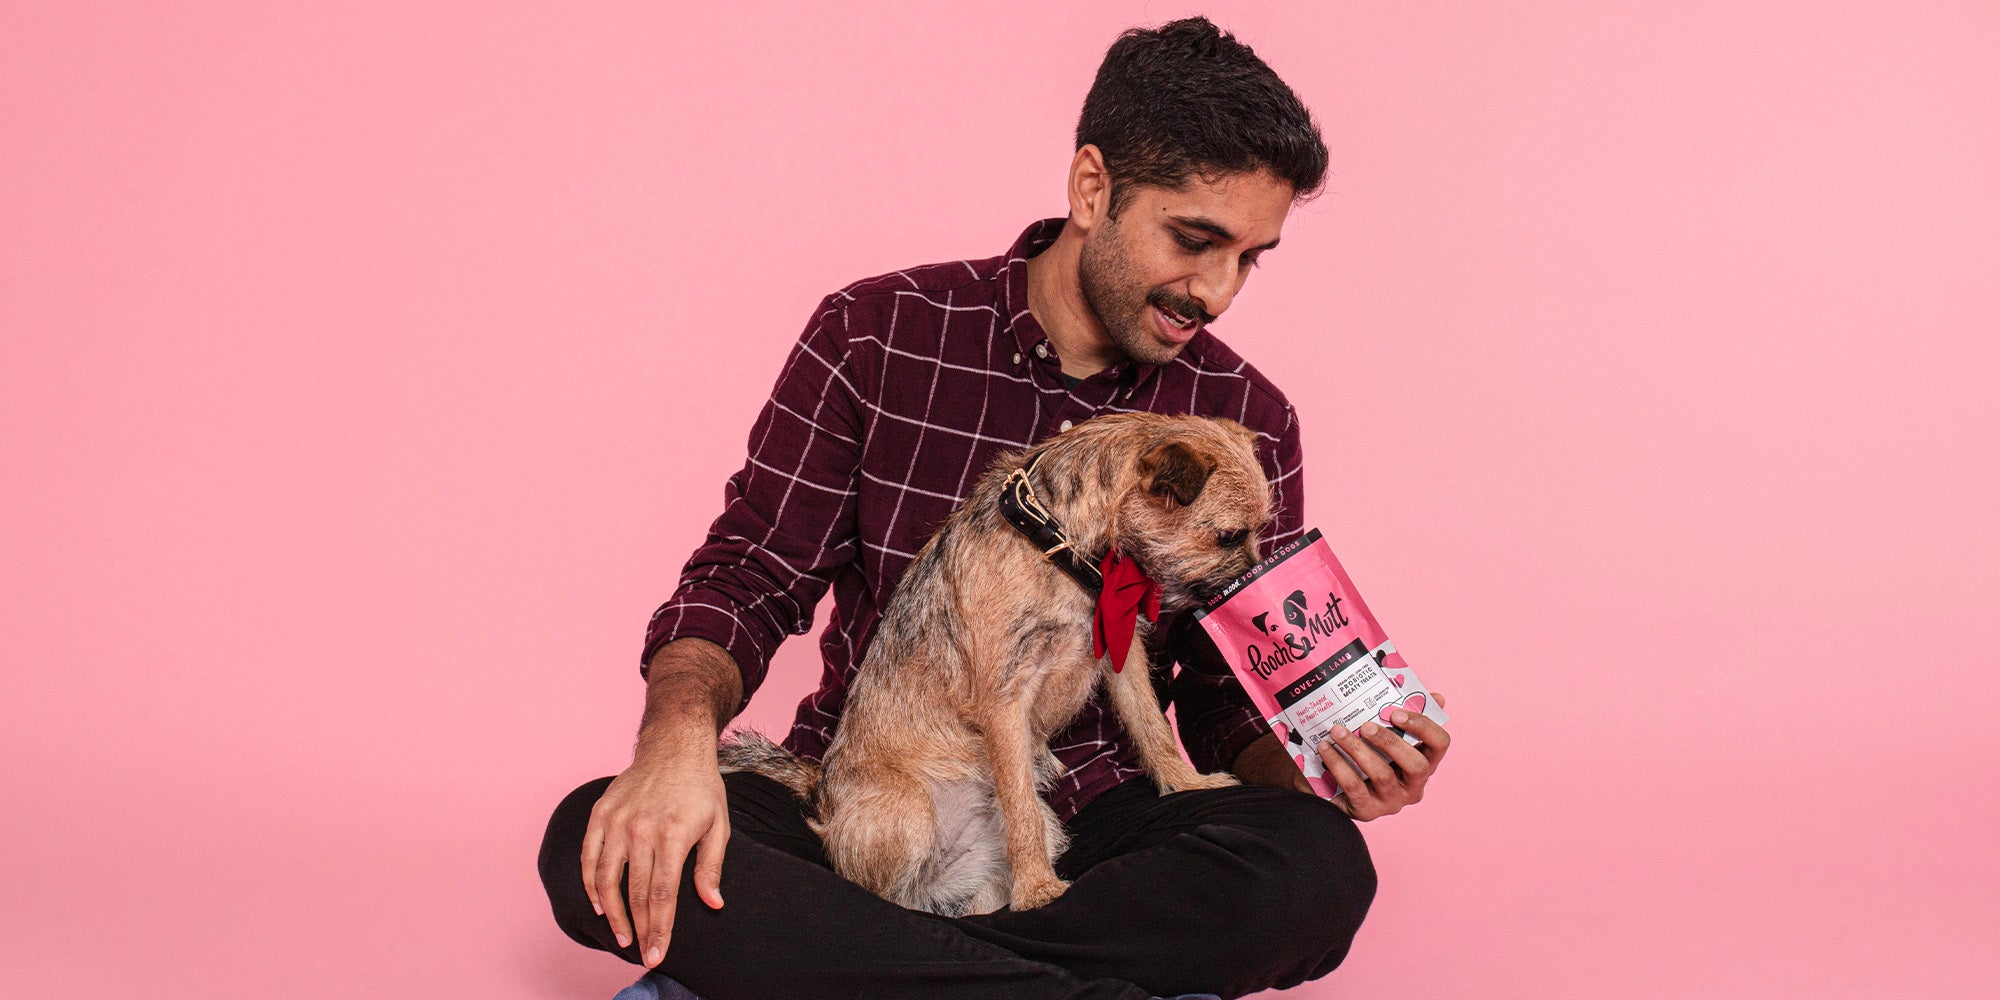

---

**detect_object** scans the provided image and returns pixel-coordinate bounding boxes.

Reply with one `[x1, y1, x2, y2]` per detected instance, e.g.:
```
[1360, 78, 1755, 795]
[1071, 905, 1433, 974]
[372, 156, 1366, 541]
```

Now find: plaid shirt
[644, 218, 1308, 821]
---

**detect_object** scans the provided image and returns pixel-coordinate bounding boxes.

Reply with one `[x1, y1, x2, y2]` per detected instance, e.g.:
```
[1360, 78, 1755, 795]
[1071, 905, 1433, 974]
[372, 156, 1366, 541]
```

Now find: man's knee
[537, 776, 619, 951]
[1262, 793, 1376, 962]
[1191, 789, 1379, 988]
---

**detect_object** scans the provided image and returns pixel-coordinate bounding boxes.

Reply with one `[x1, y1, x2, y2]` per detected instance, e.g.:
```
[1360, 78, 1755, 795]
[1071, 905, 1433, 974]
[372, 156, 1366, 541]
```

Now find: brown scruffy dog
[720, 412, 1272, 916]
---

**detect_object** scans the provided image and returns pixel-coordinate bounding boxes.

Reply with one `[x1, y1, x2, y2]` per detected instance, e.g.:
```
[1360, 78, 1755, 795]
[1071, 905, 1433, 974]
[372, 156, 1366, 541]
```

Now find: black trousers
[538, 770, 1376, 1000]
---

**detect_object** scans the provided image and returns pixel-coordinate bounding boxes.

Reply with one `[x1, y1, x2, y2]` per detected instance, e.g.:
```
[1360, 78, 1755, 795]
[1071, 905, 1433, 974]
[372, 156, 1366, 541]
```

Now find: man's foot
[613, 971, 703, 1000]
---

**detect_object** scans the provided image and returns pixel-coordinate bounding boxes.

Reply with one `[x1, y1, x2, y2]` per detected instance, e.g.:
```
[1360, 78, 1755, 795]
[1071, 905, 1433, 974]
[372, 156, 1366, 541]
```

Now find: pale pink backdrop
[4, 2, 1996, 997]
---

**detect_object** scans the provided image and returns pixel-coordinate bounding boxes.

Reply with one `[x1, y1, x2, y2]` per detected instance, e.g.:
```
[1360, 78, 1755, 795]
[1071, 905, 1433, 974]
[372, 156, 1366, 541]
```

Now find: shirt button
[1034, 342, 1050, 359]
[1011, 352, 1022, 365]
[1059, 419, 1073, 432]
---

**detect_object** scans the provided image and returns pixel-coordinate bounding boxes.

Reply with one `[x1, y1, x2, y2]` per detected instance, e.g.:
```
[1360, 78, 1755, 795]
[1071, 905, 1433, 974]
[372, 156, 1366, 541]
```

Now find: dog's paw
[1010, 873, 1070, 911]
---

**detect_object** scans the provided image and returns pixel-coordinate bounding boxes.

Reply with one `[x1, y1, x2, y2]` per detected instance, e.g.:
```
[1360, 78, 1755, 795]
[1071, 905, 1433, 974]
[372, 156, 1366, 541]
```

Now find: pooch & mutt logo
[1242, 589, 1352, 680]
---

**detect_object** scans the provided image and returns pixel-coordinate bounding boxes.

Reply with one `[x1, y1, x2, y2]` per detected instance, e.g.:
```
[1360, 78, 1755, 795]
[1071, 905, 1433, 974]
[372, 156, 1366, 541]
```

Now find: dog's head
[1094, 414, 1273, 611]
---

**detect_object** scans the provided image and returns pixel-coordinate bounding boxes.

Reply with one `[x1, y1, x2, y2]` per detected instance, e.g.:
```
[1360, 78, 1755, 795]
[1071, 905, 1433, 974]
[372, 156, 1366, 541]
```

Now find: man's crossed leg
[538, 770, 1375, 1000]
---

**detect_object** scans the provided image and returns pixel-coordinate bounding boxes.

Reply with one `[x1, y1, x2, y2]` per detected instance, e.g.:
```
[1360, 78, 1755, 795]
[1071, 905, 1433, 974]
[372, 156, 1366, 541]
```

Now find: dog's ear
[1139, 440, 1215, 506]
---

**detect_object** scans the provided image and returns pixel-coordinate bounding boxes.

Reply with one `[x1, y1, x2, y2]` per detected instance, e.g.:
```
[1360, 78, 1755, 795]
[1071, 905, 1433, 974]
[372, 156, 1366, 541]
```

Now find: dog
[719, 412, 1273, 915]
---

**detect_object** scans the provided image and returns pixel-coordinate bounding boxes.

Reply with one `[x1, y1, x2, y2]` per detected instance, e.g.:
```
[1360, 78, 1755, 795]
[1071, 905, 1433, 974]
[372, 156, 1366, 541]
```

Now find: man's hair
[1077, 16, 1328, 219]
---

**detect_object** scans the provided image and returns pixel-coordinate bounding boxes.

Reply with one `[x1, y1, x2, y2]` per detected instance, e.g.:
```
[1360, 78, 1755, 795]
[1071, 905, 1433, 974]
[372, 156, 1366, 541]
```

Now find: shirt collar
[998, 217, 1163, 391]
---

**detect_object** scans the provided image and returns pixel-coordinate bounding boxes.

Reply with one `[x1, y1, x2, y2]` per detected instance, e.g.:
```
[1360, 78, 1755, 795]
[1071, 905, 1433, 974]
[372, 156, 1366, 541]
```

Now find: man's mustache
[1150, 293, 1212, 326]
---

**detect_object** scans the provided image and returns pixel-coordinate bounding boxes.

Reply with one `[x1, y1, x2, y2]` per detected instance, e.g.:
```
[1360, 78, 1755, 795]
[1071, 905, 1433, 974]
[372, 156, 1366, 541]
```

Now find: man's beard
[1077, 218, 1205, 367]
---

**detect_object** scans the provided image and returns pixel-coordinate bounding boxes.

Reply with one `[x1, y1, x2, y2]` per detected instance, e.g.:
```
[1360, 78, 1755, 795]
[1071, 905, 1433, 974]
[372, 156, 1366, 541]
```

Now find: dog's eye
[1215, 529, 1248, 548]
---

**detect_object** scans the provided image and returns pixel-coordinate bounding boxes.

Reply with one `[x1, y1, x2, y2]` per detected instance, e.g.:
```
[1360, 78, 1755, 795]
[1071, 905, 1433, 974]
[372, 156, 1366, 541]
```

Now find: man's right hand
[582, 745, 730, 968]
[582, 639, 743, 969]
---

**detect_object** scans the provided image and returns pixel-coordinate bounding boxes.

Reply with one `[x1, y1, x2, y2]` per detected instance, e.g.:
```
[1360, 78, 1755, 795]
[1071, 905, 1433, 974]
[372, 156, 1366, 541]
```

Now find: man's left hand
[1231, 693, 1451, 820]
[1317, 691, 1450, 821]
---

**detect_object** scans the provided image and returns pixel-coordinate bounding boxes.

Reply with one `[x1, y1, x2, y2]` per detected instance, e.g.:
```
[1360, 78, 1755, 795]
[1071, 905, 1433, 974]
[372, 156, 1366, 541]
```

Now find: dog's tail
[717, 729, 821, 804]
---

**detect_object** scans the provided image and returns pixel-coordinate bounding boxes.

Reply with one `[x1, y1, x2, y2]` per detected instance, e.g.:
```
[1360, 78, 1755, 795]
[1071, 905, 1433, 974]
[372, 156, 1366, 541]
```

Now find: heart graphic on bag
[1378, 693, 1426, 725]
[1390, 673, 1406, 688]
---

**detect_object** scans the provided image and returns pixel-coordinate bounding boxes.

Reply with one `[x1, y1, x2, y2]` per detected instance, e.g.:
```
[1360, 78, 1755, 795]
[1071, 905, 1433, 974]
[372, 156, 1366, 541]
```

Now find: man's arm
[1167, 402, 1307, 776]
[588, 292, 868, 970]
[581, 638, 740, 969]
[639, 291, 867, 712]
[635, 637, 742, 766]
[1231, 726, 1315, 792]
[1168, 404, 1455, 818]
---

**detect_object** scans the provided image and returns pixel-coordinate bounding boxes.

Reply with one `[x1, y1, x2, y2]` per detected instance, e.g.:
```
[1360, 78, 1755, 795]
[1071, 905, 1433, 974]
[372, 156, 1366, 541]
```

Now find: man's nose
[1188, 259, 1242, 318]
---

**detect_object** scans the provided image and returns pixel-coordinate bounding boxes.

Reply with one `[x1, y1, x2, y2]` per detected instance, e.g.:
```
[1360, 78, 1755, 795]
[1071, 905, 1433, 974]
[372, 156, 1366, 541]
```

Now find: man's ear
[1139, 440, 1215, 506]
[1069, 144, 1113, 230]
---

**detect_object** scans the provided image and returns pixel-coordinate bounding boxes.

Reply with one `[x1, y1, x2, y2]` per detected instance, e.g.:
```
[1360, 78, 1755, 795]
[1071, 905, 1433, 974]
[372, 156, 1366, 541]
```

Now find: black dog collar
[997, 450, 1104, 593]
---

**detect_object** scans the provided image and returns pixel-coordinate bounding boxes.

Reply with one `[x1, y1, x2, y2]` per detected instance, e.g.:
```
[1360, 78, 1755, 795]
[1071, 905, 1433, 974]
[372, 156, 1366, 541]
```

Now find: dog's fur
[720, 412, 1272, 915]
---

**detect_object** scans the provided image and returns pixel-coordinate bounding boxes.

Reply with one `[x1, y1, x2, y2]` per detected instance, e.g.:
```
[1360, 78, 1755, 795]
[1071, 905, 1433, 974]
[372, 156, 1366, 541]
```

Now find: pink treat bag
[1194, 529, 1448, 798]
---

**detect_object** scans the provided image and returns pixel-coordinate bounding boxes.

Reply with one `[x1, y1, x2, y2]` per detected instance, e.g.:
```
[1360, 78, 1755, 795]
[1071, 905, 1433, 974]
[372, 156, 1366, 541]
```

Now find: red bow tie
[1093, 548, 1162, 672]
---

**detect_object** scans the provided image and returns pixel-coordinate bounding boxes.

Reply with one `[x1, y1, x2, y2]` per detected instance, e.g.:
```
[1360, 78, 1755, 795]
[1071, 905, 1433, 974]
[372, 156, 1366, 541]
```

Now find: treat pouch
[1193, 529, 1448, 799]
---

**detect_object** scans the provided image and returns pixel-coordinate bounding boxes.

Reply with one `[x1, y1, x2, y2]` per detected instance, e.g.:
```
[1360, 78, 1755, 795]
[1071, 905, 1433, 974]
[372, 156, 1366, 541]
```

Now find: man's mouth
[1153, 302, 1202, 340]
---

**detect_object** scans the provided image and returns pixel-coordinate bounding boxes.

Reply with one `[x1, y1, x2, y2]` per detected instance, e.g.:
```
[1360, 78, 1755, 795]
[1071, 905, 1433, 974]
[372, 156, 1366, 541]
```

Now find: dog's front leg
[975, 701, 1070, 910]
[1108, 641, 1240, 794]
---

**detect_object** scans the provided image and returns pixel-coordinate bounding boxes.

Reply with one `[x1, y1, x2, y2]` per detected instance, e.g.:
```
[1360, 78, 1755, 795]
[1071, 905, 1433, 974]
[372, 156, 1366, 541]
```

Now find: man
[538, 17, 1451, 1000]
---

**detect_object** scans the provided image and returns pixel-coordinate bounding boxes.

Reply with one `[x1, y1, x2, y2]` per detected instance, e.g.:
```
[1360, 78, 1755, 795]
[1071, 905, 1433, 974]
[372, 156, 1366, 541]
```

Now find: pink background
[4, 2, 1996, 997]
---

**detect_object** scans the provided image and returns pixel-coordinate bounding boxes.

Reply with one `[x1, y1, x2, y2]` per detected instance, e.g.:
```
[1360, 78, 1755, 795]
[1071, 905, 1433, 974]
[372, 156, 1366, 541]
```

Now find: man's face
[1077, 167, 1294, 366]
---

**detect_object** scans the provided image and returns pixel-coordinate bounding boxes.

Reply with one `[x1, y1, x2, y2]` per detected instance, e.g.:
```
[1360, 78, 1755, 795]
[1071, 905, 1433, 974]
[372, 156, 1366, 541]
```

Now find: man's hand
[1232, 692, 1452, 821]
[581, 639, 741, 968]
[582, 744, 730, 968]
[1318, 691, 1450, 821]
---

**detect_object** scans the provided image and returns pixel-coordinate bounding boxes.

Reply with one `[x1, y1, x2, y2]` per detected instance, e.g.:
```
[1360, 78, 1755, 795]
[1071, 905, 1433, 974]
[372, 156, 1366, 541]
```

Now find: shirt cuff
[640, 599, 770, 714]
[1186, 702, 1272, 775]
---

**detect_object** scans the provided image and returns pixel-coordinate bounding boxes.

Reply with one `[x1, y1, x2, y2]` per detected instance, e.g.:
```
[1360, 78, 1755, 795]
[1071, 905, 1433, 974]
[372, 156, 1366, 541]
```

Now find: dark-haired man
[538, 17, 1451, 1000]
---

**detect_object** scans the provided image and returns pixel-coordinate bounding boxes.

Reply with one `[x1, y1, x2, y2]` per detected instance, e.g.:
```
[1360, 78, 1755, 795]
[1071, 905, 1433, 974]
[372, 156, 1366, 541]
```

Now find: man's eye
[1172, 231, 1208, 252]
[1215, 529, 1247, 547]
[1241, 254, 1262, 270]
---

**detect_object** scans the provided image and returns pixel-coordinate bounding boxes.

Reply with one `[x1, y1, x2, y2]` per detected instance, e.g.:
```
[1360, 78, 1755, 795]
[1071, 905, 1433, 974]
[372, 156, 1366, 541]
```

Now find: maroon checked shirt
[643, 217, 1309, 822]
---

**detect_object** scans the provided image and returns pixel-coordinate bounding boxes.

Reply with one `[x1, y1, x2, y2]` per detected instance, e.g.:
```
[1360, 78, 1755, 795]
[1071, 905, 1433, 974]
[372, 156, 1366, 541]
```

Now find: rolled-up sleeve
[641, 293, 865, 713]
[1167, 402, 1306, 773]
